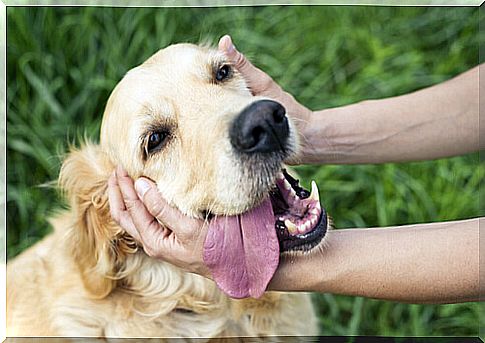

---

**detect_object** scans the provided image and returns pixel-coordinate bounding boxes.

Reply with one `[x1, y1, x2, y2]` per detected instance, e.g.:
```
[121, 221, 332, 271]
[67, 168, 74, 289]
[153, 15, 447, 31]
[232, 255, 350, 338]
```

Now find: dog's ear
[58, 143, 135, 299]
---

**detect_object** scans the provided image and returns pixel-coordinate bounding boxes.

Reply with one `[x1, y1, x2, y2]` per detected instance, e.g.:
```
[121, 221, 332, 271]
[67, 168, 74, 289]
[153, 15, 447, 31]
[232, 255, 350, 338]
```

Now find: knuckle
[117, 173, 130, 184]
[124, 198, 141, 212]
[145, 195, 166, 219]
[141, 186, 159, 203]
[235, 53, 250, 72]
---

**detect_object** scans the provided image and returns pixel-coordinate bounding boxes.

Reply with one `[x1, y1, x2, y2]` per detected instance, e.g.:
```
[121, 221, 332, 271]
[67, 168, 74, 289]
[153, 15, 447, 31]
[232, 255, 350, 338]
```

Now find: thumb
[134, 177, 198, 236]
[218, 35, 276, 95]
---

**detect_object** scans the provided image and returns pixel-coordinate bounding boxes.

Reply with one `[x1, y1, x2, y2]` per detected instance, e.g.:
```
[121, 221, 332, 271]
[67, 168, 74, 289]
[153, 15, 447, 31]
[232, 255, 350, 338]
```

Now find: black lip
[276, 209, 328, 252]
[282, 169, 310, 199]
[273, 170, 328, 252]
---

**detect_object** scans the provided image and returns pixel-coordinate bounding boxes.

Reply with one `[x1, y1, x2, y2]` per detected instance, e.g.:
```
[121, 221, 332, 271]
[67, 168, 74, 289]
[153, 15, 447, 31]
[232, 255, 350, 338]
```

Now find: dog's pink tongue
[203, 198, 279, 299]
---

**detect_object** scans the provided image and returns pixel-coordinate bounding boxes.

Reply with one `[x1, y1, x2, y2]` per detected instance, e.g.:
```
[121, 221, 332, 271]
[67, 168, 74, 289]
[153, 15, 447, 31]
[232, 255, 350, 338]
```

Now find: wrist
[294, 109, 316, 164]
[268, 232, 339, 292]
[296, 104, 370, 165]
[296, 108, 335, 165]
[274, 89, 314, 165]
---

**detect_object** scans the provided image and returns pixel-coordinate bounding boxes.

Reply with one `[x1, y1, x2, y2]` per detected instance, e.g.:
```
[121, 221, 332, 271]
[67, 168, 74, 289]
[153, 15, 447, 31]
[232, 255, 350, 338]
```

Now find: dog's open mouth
[270, 169, 327, 253]
[203, 169, 327, 299]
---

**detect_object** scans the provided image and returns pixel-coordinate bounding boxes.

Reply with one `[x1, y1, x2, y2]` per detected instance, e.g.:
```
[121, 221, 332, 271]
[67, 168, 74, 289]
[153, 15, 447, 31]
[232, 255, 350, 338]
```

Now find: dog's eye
[147, 131, 168, 153]
[215, 64, 231, 82]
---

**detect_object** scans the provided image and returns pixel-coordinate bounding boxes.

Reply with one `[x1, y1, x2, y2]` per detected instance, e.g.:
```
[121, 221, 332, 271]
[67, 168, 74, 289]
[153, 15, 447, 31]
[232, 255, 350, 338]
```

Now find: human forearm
[300, 65, 481, 164]
[269, 218, 481, 304]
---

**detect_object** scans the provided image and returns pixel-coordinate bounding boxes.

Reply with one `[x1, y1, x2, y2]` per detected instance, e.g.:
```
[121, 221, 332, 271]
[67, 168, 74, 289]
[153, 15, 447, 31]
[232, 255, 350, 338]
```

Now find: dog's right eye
[147, 131, 168, 153]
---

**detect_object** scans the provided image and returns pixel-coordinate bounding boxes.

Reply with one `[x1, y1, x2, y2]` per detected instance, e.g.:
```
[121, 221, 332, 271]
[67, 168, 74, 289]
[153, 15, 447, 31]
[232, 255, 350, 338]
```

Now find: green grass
[7, 6, 482, 337]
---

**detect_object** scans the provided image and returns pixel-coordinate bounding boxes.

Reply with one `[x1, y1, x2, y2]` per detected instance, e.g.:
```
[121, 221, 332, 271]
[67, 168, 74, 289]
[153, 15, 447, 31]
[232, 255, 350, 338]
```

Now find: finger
[116, 166, 165, 244]
[117, 212, 143, 243]
[218, 35, 275, 95]
[108, 170, 125, 222]
[134, 177, 201, 237]
[107, 170, 142, 242]
[115, 165, 140, 203]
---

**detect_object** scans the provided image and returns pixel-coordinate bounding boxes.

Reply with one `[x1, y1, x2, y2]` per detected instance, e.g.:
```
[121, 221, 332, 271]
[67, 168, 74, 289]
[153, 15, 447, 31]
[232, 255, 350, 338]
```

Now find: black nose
[230, 100, 289, 154]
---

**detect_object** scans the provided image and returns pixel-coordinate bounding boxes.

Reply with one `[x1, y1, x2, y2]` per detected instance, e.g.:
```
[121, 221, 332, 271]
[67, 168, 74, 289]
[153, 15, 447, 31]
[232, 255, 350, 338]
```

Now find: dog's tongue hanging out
[203, 197, 279, 299]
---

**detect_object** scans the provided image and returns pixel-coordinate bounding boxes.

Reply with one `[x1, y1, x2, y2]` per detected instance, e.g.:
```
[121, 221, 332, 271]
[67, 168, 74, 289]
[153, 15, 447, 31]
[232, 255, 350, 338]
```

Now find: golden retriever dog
[7, 43, 328, 338]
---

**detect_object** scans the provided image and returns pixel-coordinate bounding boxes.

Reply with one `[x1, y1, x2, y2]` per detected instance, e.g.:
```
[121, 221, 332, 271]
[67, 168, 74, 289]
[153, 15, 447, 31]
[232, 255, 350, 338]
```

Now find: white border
[1, 0, 5, 341]
[1, 1, 482, 341]
[2, 0, 485, 6]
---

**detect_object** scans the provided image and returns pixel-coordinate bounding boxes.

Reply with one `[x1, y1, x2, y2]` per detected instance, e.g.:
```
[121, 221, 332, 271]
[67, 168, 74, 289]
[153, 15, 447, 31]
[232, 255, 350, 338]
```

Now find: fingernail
[135, 178, 150, 198]
[219, 35, 236, 54]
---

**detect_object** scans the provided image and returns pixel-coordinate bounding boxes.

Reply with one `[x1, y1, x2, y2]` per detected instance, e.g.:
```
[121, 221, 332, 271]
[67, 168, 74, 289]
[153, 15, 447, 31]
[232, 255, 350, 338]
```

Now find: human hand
[108, 166, 211, 278]
[219, 35, 313, 163]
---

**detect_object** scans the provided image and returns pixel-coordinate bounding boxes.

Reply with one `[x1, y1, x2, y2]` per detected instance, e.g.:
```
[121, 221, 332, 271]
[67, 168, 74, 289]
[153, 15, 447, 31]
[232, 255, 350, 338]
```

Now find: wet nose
[230, 100, 289, 154]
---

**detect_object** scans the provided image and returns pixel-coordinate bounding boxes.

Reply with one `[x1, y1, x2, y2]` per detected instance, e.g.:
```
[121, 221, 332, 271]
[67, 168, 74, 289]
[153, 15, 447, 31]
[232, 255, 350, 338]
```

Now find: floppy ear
[58, 142, 136, 299]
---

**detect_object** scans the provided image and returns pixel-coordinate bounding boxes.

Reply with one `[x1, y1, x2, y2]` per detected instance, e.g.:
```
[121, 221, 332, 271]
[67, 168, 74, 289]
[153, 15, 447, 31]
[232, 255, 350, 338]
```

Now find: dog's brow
[210, 55, 230, 68]
[138, 99, 174, 119]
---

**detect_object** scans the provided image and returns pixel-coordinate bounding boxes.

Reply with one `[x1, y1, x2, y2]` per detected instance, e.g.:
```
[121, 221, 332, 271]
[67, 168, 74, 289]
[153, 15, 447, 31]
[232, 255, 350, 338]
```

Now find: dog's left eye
[215, 64, 231, 82]
[147, 131, 168, 153]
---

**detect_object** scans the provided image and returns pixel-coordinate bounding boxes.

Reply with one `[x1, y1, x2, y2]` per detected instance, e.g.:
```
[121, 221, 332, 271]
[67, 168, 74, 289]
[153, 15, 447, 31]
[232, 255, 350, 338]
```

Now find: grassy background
[7, 6, 482, 337]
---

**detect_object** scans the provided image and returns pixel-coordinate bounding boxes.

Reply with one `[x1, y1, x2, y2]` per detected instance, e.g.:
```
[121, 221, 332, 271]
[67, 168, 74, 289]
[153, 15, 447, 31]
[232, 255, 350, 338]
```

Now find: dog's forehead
[100, 44, 223, 147]
[143, 43, 220, 78]
[115, 44, 220, 106]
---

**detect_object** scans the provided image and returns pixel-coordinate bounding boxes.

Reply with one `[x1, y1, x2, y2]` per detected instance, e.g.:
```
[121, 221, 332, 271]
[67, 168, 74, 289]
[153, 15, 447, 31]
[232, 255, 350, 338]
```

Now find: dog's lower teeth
[273, 171, 325, 237]
[284, 219, 298, 234]
[310, 214, 318, 226]
[282, 215, 318, 236]
[298, 222, 309, 234]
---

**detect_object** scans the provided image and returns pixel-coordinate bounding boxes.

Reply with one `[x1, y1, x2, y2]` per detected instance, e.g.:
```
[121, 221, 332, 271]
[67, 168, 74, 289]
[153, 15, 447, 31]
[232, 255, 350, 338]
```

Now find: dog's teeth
[298, 222, 309, 234]
[310, 180, 320, 202]
[310, 215, 318, 226]
[285, 220, 298, 234]
[310, 206, 321, 215]
[283, 179, 292, 190]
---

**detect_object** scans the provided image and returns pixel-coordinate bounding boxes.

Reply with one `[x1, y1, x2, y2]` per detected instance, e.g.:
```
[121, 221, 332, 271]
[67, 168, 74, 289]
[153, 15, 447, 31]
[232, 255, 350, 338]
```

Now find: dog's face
[100, 44, 295, 218]
[99, 43, 327, 255]
[60, 43, 328, 300]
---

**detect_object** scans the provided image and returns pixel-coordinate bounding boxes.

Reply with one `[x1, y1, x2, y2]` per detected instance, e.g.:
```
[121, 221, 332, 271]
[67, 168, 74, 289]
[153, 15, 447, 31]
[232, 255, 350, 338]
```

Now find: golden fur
[7, 44, 318, 338]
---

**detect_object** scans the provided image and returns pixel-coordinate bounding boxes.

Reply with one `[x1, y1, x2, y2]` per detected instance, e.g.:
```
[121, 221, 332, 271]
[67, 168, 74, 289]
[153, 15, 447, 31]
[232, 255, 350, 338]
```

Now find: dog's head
[60, 43, 327, 299]
[101, 43, 294, 217]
